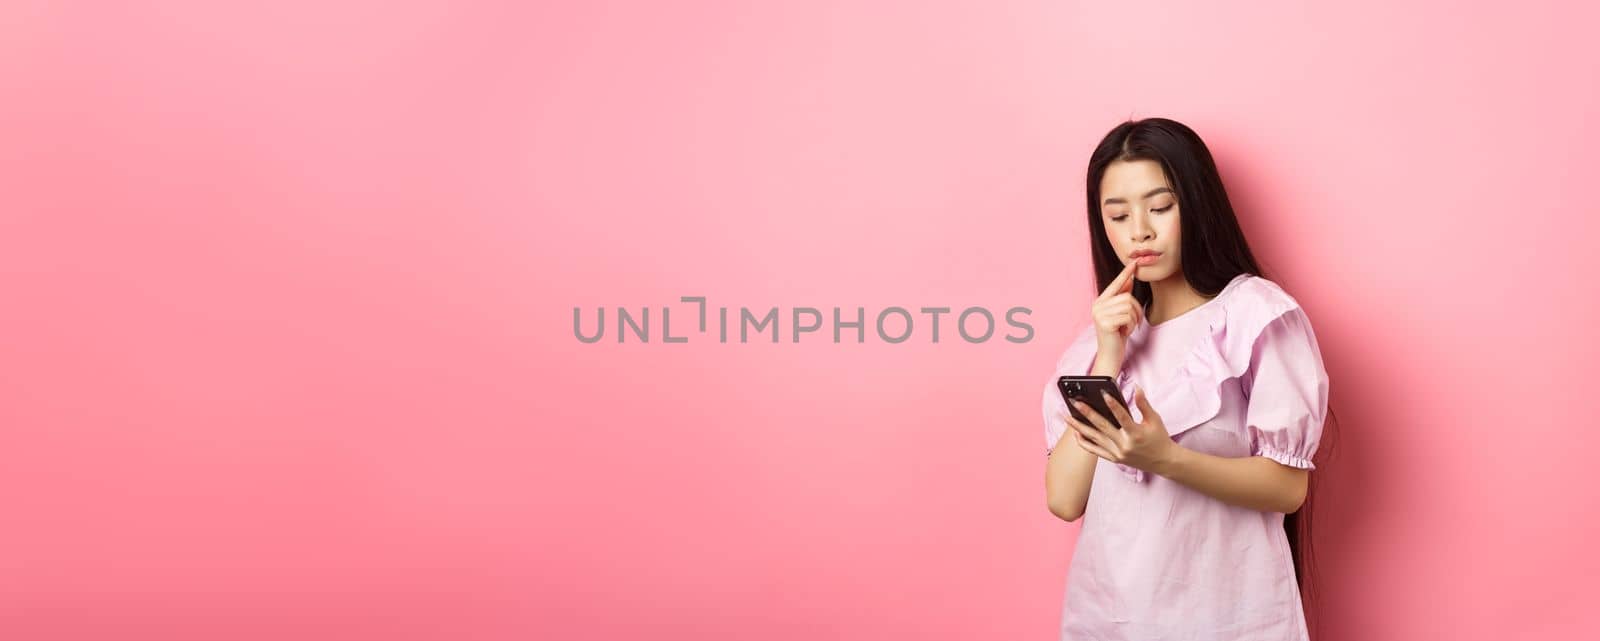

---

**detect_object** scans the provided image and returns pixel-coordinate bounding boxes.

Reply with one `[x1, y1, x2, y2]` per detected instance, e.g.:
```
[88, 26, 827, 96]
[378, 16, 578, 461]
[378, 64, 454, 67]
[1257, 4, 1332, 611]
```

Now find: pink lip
[1133, 253, 1161, 265]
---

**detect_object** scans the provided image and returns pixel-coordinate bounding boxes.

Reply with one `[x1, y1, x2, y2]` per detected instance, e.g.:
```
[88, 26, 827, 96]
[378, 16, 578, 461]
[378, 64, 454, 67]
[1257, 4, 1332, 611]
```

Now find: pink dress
[1040, 273, 1329, 640]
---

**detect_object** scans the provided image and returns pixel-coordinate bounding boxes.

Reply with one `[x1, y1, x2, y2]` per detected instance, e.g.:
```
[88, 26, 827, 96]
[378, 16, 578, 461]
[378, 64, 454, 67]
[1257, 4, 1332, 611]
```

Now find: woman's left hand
[1063, 385, 1179, 474]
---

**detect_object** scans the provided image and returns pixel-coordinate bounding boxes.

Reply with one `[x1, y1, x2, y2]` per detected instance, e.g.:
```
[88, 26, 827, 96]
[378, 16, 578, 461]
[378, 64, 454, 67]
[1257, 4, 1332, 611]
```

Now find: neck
[1145, 272, 1212, 325]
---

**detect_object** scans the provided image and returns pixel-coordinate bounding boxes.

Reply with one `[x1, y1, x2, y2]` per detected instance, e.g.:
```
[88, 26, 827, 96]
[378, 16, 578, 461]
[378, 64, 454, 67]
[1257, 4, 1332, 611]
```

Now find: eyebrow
[1102, 187, 1173, 206]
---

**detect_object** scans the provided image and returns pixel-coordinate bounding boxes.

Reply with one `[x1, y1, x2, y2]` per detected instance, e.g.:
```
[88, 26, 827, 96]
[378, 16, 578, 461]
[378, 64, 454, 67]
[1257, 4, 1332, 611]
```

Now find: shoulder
[1208, 274, 1319, 366]
[1219, 274, 1304, 322]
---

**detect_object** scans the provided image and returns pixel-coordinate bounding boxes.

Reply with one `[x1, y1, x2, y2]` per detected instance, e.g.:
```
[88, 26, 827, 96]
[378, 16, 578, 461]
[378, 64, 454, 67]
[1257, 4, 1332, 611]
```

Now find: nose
[1129, 210, 1154, 242]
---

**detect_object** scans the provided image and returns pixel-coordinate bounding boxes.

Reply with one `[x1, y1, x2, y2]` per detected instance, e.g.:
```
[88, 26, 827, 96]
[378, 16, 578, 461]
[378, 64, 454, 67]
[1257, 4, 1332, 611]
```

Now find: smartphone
[1057, 375, 1131, 429]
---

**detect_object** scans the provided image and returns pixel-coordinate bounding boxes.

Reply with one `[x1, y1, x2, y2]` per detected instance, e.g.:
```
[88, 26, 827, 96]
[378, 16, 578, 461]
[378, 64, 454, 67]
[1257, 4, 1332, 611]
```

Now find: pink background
[3, 1, 1597, 639]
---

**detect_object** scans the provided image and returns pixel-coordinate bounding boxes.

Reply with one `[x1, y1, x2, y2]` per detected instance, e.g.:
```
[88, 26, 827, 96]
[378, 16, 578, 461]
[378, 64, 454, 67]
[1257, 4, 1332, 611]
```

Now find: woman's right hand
[1090, 259, 1145, 370]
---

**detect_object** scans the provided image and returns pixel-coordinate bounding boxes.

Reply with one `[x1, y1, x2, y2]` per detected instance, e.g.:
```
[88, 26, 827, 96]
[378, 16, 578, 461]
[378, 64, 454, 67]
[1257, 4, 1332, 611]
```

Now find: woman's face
[1098, 158, 1181, 282]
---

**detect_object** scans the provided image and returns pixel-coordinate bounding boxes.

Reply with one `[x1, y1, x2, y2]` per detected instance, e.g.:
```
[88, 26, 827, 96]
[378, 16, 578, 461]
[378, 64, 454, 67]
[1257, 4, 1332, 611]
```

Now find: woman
[1041, 117, 1334, 640]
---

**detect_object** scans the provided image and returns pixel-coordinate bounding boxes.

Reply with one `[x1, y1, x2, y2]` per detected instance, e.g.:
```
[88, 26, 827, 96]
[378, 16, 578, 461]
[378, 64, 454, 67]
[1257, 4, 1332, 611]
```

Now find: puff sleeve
[1240, 306, 1329, 470]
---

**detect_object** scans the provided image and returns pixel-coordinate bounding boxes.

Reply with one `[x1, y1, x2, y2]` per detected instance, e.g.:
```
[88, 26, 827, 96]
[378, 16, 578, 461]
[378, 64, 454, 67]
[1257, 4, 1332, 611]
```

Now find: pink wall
[3, 1, 1597, 639]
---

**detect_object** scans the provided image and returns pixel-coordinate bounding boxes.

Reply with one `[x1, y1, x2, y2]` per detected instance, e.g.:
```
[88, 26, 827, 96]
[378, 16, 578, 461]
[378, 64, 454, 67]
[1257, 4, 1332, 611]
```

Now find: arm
[1061, 305, 1327, 515]
[1044, 351, 1119, 522]
[1150, 449, 1308, 513]
[1044, 259, 1146, 521]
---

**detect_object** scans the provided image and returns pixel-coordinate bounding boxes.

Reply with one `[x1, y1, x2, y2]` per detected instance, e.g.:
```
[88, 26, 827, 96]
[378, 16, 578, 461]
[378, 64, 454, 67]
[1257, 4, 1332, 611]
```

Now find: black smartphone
[1057, 375, 1131, 429]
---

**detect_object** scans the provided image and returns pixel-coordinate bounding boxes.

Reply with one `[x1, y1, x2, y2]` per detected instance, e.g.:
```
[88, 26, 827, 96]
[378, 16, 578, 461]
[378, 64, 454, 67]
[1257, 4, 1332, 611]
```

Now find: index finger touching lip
[1100, 259, 1139, 298]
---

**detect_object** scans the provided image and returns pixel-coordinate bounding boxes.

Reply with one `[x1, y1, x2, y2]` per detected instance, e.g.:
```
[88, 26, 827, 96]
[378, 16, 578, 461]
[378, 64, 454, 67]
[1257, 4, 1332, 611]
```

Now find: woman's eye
[1153, 205, 1173, 213]
[1110, 215, 1127, 222]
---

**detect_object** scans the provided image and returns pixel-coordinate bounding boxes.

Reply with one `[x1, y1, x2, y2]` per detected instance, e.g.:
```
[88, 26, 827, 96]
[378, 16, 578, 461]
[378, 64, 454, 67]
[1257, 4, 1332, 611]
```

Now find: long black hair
[1082, 117, 1341, 638]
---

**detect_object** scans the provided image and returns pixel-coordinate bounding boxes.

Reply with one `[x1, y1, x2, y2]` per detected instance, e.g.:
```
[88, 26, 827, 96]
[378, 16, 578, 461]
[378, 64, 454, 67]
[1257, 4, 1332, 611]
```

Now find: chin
[1135, 263, 1173, 281]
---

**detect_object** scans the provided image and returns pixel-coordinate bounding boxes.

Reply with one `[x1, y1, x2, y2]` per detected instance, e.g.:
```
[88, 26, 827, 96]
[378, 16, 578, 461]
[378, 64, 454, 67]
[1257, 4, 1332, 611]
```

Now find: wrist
[1150, 442, 1190, 478]
[1091, 347, 1123, 375]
